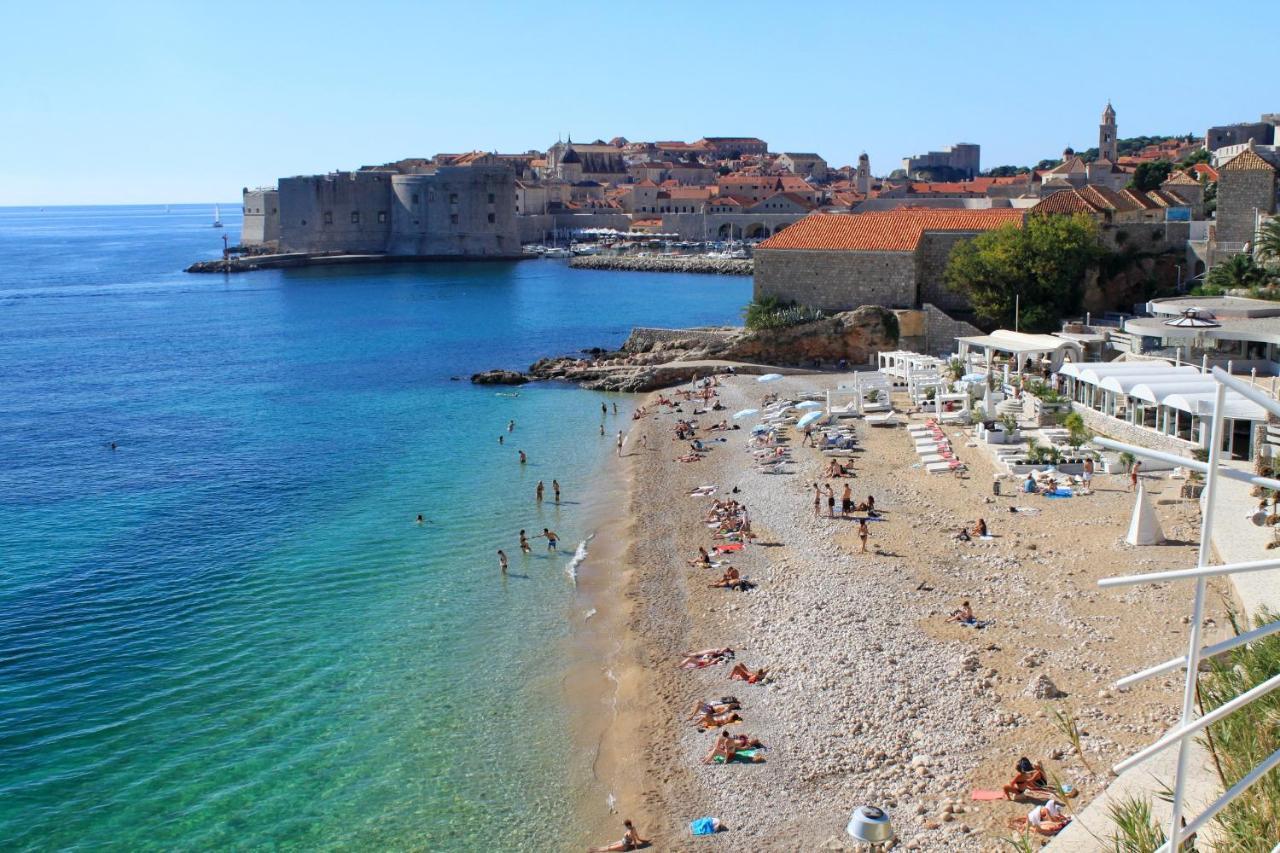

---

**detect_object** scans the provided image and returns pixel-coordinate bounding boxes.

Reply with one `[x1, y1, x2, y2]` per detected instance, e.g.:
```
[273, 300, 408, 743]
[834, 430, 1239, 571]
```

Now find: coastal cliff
[568, 255, 752, 276]
[471, 306, 900, 392]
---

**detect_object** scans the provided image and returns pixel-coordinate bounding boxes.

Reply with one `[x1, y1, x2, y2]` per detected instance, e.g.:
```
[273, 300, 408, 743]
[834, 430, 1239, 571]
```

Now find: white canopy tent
[956, 330, 1084, 377]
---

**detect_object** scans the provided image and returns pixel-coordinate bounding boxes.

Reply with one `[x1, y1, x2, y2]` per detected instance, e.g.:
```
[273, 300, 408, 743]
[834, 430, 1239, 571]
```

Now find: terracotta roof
[1162, 170, 1200, 186]
[1220, 147, 1276, 172]
[1032, 190, 1101, 215]
[1192, 163, 1219, 181]
[774, 175, 814, 192]
[757, 209, 1024, 252]
[1080, 185, 1142, 212]
[634, 179, 658, 188]
[1047, 156, 1088, 175]
[780, 152, 823, 160]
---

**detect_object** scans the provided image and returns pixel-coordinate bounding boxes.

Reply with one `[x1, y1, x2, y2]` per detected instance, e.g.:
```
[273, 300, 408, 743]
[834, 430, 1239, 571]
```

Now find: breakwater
[568, 255, 752, 275]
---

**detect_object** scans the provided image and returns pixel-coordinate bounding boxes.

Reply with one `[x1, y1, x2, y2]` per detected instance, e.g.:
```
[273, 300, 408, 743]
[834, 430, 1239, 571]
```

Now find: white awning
[1161, 392, 1268, 421]
[1129, 380, 1220, 404]
[1097, 367, 1202, 395]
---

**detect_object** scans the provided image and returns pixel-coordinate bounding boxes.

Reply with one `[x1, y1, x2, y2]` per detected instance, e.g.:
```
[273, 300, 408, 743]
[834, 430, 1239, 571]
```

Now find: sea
[0, 205, 750, 851]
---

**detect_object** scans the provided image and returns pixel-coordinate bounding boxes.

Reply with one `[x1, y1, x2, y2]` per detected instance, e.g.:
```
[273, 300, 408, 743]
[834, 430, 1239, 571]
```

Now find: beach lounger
[919, 453, 947, 465]
[865, 411, 897, 426]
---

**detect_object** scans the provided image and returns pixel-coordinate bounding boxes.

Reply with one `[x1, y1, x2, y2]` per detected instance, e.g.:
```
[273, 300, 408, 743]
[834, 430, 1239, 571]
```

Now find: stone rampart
[753, 248, 917, 311]
[922, 303, 983, 357]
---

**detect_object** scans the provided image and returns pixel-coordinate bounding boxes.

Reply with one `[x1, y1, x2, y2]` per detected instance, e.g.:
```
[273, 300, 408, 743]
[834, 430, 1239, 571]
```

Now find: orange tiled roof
[1221, 147, 1276, 172]
[757, 209, 1024, 252]
[1192, 163, 1219, 181]
[1163, 170, 1200, 186]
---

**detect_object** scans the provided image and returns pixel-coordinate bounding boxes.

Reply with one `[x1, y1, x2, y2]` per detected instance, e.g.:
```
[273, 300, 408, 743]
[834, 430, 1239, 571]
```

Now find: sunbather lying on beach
[680, 648, 734, 669]
[686, 698, 740, 721]
[588, 818, 648, 852]
[1023, 800, 1070, 836]
[708, 567, 754, 591]
[946, 601, 975, 623]
[690, 703, 743, 729]
[688, 547, 712, 567]
[676, 453, 702, 463]
[1003, 756, 1050, 799]
[729, 662, 767, 683]
[702, 730, 766, 764]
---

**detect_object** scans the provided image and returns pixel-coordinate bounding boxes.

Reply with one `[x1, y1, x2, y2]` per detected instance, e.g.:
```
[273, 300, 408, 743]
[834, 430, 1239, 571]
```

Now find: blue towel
[690, 817, 718, 836]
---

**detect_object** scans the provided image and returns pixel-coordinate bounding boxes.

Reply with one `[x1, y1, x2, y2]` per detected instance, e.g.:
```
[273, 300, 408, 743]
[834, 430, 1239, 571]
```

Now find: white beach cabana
[956, 330, 1084, 377]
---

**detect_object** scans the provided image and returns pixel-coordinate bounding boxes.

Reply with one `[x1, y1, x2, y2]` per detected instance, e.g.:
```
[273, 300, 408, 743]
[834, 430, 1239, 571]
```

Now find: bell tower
[855, 152, 871, 194]
[1099, 102, 1118, 163]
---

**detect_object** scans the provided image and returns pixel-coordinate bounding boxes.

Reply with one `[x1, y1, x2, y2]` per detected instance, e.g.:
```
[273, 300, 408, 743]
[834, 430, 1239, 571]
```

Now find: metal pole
[1015, 294, 1020, 332]
[1167, 380, 1227, 850]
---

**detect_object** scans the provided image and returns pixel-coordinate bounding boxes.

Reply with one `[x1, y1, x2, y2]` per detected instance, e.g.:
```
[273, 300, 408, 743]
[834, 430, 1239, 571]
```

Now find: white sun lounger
[919, 453, 947, 465]
[926, 460, 963, 474]
[865, 411, 897, 426]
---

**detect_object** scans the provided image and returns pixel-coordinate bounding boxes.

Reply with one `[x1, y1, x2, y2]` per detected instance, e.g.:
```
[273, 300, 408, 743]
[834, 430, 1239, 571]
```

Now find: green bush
[742, 297, 825, 331]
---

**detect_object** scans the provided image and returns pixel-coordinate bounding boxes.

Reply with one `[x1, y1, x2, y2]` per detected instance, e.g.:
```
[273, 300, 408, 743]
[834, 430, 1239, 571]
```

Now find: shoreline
[593, 373, 1232, 850]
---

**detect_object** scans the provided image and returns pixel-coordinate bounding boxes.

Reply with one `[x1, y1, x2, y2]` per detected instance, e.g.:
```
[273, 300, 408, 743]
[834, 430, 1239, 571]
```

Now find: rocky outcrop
[470, 369, 530, 385]
[471, 306, 899, 392]
[721, 306, 900, 367]
[568, 255, 752, 276]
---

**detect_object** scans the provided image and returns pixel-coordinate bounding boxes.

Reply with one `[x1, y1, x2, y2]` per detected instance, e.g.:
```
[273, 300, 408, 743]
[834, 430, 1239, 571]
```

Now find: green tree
[1128, 160, 1174, 192]
[945, 214, 1106, 332]
[1204, 254, 1273, 292]
[1178, 148, 1211, 170]
[985, 165, 1028, 177]
[1255, 217, 1280, 268]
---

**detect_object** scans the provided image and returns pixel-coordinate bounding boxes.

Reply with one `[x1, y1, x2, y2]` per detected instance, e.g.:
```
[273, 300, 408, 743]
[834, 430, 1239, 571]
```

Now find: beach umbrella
[795, 400, 822, 410]
[797, 411, 824, 428]
[751, 424, 771, 434]
[757, 373, 784, 382]
[732, 408, 759, 419]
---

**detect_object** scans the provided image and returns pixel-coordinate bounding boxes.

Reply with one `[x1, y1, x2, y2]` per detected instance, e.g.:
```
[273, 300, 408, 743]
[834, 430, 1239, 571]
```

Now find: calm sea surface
[0, 205, 750, 851]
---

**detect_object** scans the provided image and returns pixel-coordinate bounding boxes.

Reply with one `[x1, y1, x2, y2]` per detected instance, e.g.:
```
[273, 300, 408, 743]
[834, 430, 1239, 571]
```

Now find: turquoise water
[0, 206, 751, 850]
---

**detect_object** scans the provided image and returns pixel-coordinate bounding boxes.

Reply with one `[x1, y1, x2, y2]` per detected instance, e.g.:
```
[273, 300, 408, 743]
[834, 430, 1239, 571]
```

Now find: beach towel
[1044, 489, 1072, 499]
[713, 748, 760, 763]
[971, 789, 1005, 801]
[714, 543, 743, 554]
[690, 817, 719, 836]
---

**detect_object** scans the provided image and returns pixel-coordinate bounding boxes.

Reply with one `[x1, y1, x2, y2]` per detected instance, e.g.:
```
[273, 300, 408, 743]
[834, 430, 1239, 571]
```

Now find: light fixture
[846, 805, 894, 849]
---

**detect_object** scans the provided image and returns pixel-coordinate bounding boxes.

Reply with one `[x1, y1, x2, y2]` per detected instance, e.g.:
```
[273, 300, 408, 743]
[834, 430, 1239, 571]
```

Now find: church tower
[855, 152, 871, 194]
[1099, 102, 1118, 163]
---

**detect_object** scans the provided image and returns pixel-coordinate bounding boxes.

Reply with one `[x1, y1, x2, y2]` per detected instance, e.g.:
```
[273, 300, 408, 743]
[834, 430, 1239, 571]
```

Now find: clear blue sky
[2, 0, 1275, 205]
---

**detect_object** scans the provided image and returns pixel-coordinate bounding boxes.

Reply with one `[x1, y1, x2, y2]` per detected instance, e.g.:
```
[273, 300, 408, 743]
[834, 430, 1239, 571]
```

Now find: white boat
[571, 244, 600, 256]
[212, 204, 223, 228]
[543, 247, 572, 259]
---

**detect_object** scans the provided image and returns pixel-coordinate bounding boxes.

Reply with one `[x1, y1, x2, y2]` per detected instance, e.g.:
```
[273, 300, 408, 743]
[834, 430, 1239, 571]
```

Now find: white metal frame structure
[1091, 367, 1280, 852]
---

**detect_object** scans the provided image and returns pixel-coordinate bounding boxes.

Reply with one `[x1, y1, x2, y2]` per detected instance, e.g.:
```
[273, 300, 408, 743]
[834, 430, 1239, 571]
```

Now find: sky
[1, 0, 1276, 205]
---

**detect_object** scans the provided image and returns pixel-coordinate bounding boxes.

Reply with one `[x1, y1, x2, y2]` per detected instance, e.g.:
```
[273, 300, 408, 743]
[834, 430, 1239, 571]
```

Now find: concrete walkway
[1205, 462, 1280, 618]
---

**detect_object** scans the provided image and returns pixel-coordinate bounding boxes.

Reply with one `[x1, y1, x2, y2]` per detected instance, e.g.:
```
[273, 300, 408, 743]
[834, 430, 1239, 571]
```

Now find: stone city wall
[922, 303, 983, 357]
[915, 231, 982, 312]
[1071, 403, 1201, 457]
[753, 248, 917, 312]
[278, 171, 395, 254]
[623, 327, 738, 352]
[1216, 167, 1277, 245]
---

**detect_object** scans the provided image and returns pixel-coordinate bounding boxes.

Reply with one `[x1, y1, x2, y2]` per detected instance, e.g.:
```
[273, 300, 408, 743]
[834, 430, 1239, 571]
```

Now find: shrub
[742, 297, 826, 331]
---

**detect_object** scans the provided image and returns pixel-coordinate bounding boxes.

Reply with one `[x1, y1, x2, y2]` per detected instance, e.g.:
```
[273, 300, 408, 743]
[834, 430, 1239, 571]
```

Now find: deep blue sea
[0, 205, 750, 851]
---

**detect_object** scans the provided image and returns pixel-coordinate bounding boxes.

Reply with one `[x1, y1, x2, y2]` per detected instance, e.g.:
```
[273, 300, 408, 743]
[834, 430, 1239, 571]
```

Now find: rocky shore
[470, 307, 900, 392]
[568, 255, 753, 275]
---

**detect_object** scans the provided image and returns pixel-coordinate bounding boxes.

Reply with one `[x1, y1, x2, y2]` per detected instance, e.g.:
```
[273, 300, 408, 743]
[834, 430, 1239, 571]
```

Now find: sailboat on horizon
[212, 204, 223, 228]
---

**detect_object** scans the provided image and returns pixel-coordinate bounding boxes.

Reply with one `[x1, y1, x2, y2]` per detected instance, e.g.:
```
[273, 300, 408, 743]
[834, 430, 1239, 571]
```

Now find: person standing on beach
[841, 483, 853, 518]
[519, 530, 531, 554]
[639, 434, 647, 449]
[825, 484, 836, 518]
[539, 528, 558, 551]
[498, 550, 508, 574]
[616, 430, 624, 456]
[1082, 457, 1094, 490]
[519, 450, 527, 464]
[536, 480, 544, 502]
[858, 518, 870, 552]
[1129, 460, 1141, 491]
[552, 479, 561, 502]
[813, 483, 822, 516]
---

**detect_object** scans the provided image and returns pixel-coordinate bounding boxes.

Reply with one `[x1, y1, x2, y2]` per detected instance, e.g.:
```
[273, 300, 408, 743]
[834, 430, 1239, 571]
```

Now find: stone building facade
[1214, 144, 1278, 246]
[901, 143, 980, 179]
[245, 164, 519, 258]
[1205, 116, 1278, 152]
[752, 209, 1024, 311]
[241, 188, 279, 246]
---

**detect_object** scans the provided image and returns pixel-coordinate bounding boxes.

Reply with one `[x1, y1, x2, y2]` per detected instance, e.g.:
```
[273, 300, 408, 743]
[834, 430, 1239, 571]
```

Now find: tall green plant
[1106, 795, 1166, 852]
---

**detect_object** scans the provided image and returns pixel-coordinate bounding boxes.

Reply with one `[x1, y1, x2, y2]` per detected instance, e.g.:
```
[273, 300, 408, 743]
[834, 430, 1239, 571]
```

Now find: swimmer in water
[552, 479, 560, 502]
[519, 530, 531, 553]
[416, 514, 424, 524]
[498, 550, 508, 574]
[536, 480, 544, 502]
[508, 420, 515, 432]
[519, 450, 527, 464]
[498, 435, 504, 445]
[539, 528, 558, 551]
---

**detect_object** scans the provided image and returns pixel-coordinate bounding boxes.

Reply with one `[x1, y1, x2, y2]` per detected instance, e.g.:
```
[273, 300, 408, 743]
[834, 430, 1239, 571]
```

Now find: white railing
[1090, 366, 1280, 852]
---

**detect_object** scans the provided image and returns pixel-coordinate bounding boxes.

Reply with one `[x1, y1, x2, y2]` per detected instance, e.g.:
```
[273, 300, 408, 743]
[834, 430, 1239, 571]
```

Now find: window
[450, 213, 459, 225]
[323, 211, 333, 225]
[449, 193, 458, 204]
[350, 211, 360, 224]
[487, 213, 495, 223]
[377, 211, 387, 224]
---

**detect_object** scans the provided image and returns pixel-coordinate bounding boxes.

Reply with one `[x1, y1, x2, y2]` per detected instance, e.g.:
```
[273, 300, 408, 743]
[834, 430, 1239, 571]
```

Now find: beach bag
[690, 817, 721, 836]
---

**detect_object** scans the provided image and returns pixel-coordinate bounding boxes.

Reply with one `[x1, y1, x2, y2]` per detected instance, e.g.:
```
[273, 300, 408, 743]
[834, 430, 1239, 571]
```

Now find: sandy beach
[595, 372, 1235, 851]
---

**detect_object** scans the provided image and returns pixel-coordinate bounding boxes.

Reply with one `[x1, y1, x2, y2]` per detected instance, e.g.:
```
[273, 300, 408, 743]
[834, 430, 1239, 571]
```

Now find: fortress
[240, 159, 520, 258]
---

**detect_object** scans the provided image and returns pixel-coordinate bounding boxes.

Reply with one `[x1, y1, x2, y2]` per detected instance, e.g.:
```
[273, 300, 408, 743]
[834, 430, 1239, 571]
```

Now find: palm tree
[1204, 253, 1272, 293]
[1256, 217, 1280, 268]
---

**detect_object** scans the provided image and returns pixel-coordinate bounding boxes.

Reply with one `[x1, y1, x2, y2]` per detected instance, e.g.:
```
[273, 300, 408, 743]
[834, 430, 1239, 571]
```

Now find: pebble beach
[598, 372, 1234, 851]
